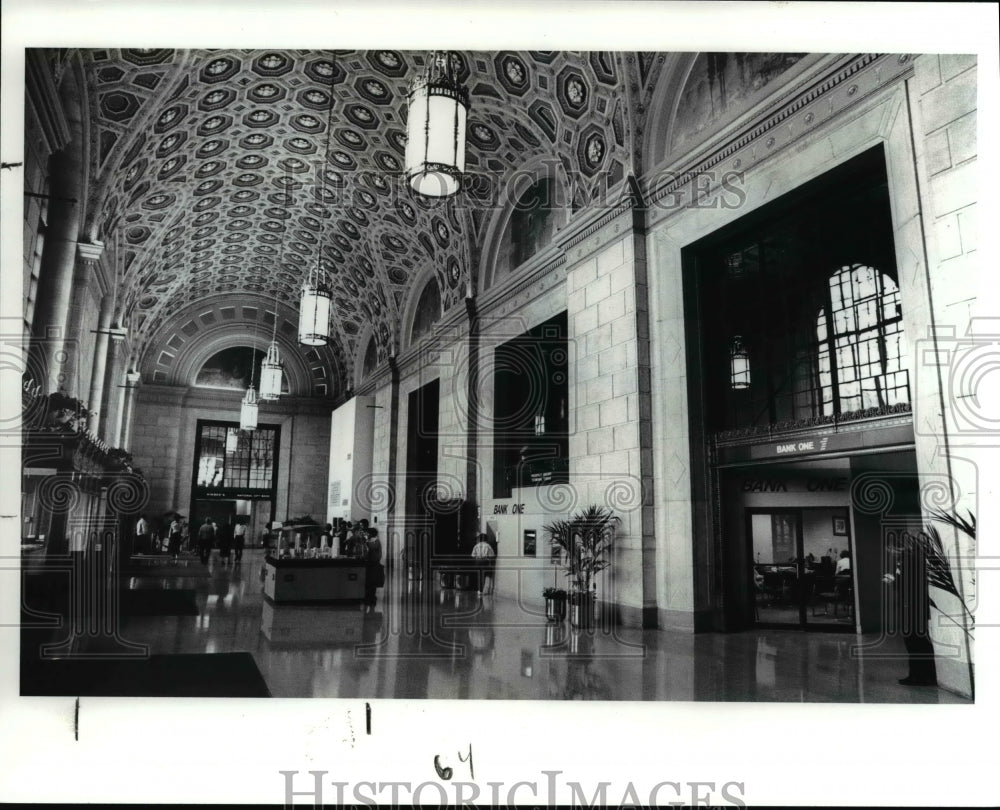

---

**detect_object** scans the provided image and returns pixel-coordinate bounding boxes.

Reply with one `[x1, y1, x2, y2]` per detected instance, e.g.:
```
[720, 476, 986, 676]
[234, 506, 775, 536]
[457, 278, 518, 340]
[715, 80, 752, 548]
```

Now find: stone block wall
[905, 54, 979, 699]
[564, 228, 653, 626]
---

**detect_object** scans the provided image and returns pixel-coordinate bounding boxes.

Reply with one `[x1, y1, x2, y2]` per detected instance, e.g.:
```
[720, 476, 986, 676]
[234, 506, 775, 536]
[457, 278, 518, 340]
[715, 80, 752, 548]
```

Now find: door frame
[745, 506, 854, 632]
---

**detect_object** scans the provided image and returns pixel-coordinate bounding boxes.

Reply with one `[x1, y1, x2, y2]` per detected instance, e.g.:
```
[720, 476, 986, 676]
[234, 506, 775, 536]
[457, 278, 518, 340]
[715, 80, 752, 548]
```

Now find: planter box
[544, 595, 568, 622]
[570, 593, 596, 629]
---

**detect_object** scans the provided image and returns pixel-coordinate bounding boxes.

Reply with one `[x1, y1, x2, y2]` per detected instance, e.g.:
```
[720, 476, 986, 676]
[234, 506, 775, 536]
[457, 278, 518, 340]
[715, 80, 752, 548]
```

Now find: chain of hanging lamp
[297, 51, 337, 347]
[260, 165, 293, 400]
[240, 318, 260, 431]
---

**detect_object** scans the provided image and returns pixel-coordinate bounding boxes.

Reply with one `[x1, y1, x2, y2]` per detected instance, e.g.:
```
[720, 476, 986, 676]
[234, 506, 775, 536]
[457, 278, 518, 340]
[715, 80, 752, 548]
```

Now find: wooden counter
[263, 556, 366, 603]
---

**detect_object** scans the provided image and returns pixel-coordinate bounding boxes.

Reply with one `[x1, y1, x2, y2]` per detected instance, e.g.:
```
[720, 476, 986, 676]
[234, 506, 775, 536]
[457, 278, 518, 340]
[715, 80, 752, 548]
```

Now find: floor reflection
[53, 549, 970, 703]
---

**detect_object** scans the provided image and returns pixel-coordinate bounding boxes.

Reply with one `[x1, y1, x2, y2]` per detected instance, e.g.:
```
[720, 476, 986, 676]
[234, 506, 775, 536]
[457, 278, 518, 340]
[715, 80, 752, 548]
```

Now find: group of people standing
[194, 517, 246, 566]
[330, 519, 383, 606]
[133, 513, 252, 565]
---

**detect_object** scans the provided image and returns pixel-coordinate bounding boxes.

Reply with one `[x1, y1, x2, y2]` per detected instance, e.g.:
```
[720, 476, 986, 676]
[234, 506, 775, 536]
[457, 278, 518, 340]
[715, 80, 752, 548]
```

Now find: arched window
[361, 335, 378, 379]
[815, 264, 907, 414]
[410, 275, 442, 345]
[494, 178, 562, 280]
[194, 346, 288, 393]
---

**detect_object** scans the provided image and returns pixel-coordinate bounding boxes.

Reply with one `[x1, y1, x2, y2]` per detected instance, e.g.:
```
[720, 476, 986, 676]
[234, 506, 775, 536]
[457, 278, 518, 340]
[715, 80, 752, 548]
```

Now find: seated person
[836, 549, 852, 575]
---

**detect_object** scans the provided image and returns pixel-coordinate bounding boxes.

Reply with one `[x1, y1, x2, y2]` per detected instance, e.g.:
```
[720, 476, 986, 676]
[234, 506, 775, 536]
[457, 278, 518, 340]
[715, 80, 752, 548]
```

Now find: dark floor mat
[21, 651, 271, 697]
[122, 588, 199, 615]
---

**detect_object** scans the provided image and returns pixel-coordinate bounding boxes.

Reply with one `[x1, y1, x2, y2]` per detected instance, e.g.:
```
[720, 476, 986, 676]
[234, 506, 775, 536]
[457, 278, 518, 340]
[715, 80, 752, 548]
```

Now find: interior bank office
[18, 49, 978, 700]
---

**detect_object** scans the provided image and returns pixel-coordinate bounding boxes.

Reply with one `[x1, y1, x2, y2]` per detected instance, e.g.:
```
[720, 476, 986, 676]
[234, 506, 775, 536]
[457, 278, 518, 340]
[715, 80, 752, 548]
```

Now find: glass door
[748, 508, 854, 629]
[749, 510, 804, 626]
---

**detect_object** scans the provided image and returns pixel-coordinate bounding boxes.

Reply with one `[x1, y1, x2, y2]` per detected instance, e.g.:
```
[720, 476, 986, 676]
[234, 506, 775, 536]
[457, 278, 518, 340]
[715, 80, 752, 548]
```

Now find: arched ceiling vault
[78, 49, 658, 394]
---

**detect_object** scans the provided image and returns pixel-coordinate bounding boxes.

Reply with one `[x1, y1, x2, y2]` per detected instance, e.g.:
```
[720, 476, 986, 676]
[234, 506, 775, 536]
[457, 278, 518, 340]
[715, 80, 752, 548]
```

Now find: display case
[263, 556, 366, 602]
[263, 524, 368, 603]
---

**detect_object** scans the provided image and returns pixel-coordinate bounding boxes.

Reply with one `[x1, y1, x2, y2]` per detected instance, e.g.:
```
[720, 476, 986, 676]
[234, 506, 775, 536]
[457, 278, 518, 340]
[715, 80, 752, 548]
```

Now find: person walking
[471, 533, 496, 595]
[196, 517, 215, 565]
[134, 514, 150, 556]
[167, 515, 183, 560]
[233, 521, 246, 563]
[217, 520, 234, 567]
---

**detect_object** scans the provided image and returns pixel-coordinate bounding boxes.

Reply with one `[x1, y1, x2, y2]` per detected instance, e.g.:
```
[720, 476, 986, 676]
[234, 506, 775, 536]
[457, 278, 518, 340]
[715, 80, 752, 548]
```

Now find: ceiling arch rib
[138, 295, 343, 398]
[79, 49, 634, 397]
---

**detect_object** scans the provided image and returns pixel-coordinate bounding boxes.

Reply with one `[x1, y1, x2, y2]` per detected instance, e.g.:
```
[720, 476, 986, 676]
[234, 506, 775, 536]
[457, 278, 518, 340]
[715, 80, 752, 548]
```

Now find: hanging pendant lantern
[225, 429, 238, 454]
[298, 282, 332, 346]
[730, 336, 751, 390]
[259, 339, 284, 400]
[405, 51, 469, 198]
[240, 384, 259, 431]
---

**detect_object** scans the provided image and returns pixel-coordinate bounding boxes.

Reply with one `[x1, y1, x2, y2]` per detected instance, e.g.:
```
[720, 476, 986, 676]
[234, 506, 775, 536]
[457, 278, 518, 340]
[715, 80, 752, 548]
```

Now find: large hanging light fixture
[241, 328, 260, 431]
[259, 340, 283, 400]
[405, 51, 469, 198]
[261, 169, 293, 399]
[240, 383, 259, 431]
[730, 336, 751, 390]
[298, 53, 336, 347]
[298, 281, 332, 346]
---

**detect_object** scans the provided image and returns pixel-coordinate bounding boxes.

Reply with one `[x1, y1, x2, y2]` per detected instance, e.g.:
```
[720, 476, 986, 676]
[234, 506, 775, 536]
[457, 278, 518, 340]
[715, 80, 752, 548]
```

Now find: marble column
[28, 144, 83, 395]
[62, 241, 104, 401]
[88, 294, 115, 439]
[101, 336, 126, 445]
[121, 381, 138, 449]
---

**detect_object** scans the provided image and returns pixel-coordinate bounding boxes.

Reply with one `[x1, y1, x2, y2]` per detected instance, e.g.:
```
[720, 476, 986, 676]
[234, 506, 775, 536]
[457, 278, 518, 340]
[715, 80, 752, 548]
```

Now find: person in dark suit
[883, 533, 937, 686]
[196, 517, 215, 565]
[217, 520, 234, 567]
[363, 527, 384, 607]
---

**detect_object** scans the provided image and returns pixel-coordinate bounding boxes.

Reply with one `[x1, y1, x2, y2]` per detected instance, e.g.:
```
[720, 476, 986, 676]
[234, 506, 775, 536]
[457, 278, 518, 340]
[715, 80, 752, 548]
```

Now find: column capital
[76, 240, 105, 263]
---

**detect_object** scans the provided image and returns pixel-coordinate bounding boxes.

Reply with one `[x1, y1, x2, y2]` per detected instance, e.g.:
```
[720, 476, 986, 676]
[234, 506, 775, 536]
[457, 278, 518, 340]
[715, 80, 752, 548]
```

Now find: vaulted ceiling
[73, 49, 668, 396]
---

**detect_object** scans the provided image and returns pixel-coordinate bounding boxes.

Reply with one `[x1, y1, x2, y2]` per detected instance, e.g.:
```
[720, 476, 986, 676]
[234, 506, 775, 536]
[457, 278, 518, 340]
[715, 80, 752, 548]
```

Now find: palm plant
[544, 505, 621, 595]
[920, 507, 976, 638]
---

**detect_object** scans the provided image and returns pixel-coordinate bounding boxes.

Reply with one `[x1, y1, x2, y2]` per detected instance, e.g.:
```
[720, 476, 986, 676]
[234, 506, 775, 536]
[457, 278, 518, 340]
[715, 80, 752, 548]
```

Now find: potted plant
[544, 505, 620, 629]
[542, 586, 568, 622]
[46, 391, 92, 432]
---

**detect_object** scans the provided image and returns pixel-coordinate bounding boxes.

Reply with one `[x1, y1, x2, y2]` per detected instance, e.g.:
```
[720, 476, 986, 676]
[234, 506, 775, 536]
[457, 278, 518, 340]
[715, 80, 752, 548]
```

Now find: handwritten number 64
[434, 745, 474, 781]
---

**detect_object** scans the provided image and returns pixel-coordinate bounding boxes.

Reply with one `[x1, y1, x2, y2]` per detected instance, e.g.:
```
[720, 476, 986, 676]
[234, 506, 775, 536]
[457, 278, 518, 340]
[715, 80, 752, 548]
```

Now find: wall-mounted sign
[523, 529, 536, 557]
[716, 422, 915, 465]
[492, 503, 526, 515]
[198, 489, 273, 501]
[739, 477, 849, 493]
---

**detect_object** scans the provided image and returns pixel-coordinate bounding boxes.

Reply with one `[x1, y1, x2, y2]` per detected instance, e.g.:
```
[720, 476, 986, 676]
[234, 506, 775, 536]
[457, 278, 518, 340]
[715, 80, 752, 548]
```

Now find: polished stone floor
[55, 549, 968, 702]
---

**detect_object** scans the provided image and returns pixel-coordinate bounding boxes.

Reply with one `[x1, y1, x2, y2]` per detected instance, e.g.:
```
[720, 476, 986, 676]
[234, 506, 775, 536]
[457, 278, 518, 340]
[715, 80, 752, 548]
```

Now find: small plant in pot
[544, 505, 620, 629]
[542, 586, 568, 622]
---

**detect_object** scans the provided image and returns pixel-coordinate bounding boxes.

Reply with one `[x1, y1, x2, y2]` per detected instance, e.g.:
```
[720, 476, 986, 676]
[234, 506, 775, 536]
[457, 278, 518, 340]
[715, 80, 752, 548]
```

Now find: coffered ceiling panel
[78, 49, 643, 391]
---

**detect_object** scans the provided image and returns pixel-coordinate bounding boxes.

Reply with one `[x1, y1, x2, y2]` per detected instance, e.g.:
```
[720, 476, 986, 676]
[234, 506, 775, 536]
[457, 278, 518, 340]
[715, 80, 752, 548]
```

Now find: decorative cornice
[136, 382, 337, 417]
[712, 403, 914, 448]
[395, 317, 470, 374]
[644, 53, 913, 215]
[555, 194, 640, 257]
[478, 241, 567, 318]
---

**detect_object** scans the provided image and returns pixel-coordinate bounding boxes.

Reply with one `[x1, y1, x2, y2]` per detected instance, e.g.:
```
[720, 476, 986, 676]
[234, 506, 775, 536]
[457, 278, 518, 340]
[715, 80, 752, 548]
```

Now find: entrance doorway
[192, 499, 236, 530]
[748, 507, 854, 629]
